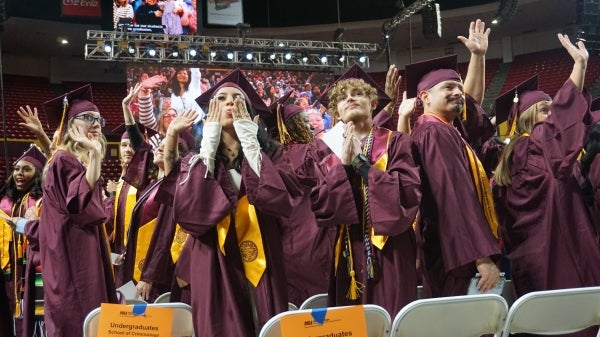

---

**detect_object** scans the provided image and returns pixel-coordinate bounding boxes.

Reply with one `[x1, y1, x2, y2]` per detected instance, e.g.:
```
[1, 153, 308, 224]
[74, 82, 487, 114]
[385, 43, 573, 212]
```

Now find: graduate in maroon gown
[39, 85, 117, 337]
[493, 36, 600, 322]
[0, 146, 45, 337]
[268, 91, 336, 307]
[311, 64, 421, 318]
[408, 20, 501, 298]
[171, 69, 301, 337]
[579, 97, 600, 234]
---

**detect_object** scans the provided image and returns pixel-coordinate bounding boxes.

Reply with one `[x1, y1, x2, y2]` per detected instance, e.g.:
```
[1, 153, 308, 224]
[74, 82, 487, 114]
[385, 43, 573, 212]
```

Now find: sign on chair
[279, 305, 367, 337]
[97, 303, 173, 337]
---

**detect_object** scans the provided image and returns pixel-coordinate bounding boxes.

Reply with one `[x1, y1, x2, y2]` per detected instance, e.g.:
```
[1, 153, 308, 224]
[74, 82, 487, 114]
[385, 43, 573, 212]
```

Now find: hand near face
[69, 125, 102, 154]
[206, 97, 221, 123]
[168, 109, 198, 133]
[232, 97, 252, 122]
[140, 75, 167, 96]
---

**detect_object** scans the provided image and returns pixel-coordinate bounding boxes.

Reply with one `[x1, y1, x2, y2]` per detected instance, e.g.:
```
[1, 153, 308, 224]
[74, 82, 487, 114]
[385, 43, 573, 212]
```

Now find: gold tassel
[56, 96, 69, 145]
[275, 104, 292, 145]
[14, 299, 20, 318]
[347, 270, 364, 300]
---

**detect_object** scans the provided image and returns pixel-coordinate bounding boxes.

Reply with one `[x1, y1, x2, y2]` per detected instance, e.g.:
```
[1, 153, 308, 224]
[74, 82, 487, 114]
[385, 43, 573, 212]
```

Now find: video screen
[206, 0, 243, 26]
[125, 65, 334, 125]
[113, 0, 198, 35]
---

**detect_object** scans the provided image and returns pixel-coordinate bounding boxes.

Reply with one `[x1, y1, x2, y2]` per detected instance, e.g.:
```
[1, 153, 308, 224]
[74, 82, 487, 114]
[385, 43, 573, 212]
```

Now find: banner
[62, 0, 101, 17]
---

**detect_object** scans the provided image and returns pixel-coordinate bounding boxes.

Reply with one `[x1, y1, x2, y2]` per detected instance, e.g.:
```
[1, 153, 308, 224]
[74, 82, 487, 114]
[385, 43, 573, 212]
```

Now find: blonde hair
[493, 102, 544, 186]
[327, 78, 377, 122]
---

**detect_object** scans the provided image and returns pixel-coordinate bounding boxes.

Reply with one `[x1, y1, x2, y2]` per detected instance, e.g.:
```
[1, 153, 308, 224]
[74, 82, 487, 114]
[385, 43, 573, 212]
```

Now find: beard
[448, 97, 465, 113]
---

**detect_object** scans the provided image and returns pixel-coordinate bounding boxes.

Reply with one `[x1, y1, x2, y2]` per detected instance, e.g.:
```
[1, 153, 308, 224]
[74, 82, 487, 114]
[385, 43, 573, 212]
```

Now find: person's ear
[418, 91, 429, 105]
[371, 98, 378, 112]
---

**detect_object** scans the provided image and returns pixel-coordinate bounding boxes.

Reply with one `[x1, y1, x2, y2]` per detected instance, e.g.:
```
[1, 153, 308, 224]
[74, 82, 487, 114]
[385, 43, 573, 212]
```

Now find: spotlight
[226, 51, 234, 60]
[170, 46, 180, 58]
[189, 48, 198, 58]
[301, 52, 309, 63]
[146, 44, 158, 57]
[278, 42, 285, 47]
[245, 51, 253, 61]
[338, 54, 345, 62]
[210, 50, 217, 58]
[284, 51, 292, 61]
[127, 42, 135, 55]
[358, 54, 367, 63]
[103, 41, 112, 53]
[269, 52, 277, 60]
[320, 55, 328, 64]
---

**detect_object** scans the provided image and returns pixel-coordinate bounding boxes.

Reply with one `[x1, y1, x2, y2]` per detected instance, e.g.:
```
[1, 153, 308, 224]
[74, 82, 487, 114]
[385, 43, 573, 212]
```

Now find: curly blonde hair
[327, 78, 378, 121]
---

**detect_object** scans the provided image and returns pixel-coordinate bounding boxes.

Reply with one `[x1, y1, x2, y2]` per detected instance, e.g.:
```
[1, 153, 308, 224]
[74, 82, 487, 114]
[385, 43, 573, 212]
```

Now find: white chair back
[391, 294, 508, 337]
[259, 304, 391, 337]
[298, 293, 328, 310]
[500, 286, 600, 337]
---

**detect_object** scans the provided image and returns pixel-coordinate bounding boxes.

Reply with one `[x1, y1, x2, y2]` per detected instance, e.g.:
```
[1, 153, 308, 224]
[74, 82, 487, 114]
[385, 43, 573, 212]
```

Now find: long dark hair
[1, 169, 43, 203]
[168, 67, 191, 96]
[580, 122, 600, 204]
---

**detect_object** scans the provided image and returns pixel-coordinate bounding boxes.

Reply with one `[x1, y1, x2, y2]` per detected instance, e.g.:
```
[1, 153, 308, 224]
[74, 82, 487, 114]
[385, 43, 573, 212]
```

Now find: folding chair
[154, 292, 171, 303]
[83, 302, 194, 337]
[500, 286, 600, 337]
[259, 304, 391, 337]
[391, 294, 508, 337]
[288, 302, 299, 311]
[298, 293, 328, 310]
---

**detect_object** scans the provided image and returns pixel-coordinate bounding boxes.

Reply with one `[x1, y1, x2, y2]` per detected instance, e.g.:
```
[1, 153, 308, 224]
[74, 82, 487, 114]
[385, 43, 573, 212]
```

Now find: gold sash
[368, 145, 390, 249]
[0, 208, 11, 269]
[465, 138, 499, 238]
[114, 181, 137, 247]
[217, 195, 266, 287]
[170, 224, 188, 263]
[133, 218, 157, 281]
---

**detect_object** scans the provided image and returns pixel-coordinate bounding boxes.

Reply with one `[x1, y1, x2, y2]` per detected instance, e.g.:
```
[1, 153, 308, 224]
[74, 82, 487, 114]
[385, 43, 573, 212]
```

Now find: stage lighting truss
[85, 30, 377, 71]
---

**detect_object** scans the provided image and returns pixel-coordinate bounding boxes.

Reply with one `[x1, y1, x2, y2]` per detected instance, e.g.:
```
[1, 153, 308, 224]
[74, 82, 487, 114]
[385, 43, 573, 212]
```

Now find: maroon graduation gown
[280, 140, 336, 306]
[39, 151, 117, 337]
[411, 112, 501, 297]
[493, 80, 600, 303]
[311, 127, 421, 318]
[172, 147, 301, 337]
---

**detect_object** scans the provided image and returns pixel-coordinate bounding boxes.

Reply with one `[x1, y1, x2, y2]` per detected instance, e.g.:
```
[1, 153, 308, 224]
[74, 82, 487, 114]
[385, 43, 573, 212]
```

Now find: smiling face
[419, 80, 465, 119]
[12, 160, 36, 192]
[120, 138, 134, 166]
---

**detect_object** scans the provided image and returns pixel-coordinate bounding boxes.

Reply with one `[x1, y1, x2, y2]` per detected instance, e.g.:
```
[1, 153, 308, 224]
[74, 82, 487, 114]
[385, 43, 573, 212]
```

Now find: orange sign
[98, 303, 173, 337]
[280, 305, 367, 337]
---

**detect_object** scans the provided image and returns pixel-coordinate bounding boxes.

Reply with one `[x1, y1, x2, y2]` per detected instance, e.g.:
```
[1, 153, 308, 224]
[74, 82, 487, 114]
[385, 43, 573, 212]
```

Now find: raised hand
[168, 109, 198, 134]
[385, 64, 402, 106]
[124, 82, 143, 107]
[558, 33, 588, 64]
[139, 74, 167, 96]
[17, 105, 44, 135]
[457, 19, 490, 56]
[69, 125, 102, 154]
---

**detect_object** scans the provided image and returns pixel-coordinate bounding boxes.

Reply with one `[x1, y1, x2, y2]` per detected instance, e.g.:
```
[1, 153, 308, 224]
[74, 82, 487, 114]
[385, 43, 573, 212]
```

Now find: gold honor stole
[114, 181, 138, 247]
[170, 224, 188, 263]
[133, 218, 157, 282]
[0, 208, 11, 269]
[217, 195, 266, 287]
[423, 113, 499, 238]
[333, 128, 392, 277]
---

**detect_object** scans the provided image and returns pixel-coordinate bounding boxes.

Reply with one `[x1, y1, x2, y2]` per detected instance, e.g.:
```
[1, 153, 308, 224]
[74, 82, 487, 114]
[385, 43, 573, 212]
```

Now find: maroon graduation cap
[404, 54, 460, 99]
[14, 145, 47, 171]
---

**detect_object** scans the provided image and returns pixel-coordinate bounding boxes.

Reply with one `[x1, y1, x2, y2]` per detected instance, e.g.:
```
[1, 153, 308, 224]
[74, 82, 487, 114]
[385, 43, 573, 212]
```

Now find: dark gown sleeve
[52, 152, 106, 228]
[126, 124, 145, 151]
[367, 132, 421, 236]
[123, 142, 154, 190]
[242, 146, 303, 219]
[537, 79, 591, 177]
[373, 109, 394, 130]
[414, 124, 499, 271]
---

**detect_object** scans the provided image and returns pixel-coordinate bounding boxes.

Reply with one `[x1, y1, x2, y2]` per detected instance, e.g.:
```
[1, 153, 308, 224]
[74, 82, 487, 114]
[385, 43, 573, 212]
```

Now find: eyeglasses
[74, 114, 105, 127]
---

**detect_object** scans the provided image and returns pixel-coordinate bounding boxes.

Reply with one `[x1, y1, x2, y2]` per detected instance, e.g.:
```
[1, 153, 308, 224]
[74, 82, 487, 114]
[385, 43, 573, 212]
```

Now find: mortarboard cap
[317, 63, 391, 112]
[195, 68, 271, 119]
[43, 84, 99, 131]
[268, 90, 306, 144]
[14, 145, 46, 172]
[405, 54, 461, 99]
[492, 75, 550, 139]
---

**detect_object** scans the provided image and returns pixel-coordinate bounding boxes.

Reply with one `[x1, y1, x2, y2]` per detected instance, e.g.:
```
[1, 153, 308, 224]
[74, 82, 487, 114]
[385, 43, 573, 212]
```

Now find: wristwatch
[351, 154, 369, 169]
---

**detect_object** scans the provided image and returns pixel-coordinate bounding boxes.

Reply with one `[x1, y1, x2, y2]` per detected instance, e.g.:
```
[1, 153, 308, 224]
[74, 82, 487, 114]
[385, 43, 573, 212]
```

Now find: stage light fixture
[146, 44, 158, 57]
[245, 51, 253, 61]
[269, 52, 277, 60]
[210, 50, 217, 58]
[226, 50, 234, 60]
[358, 54, 367, 63]
[320, 55, 328, 64]
[338, 54, 345, 62]
[170, 46, 180, 58]
[301, 52, 309, 63]
[284, 51, 292, 61]
[127, 42, 135, 55]
[189, 48, 197, 57]
[103, 41, 112, 53]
